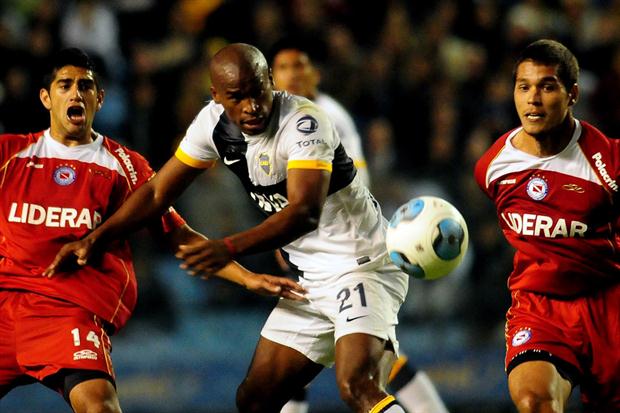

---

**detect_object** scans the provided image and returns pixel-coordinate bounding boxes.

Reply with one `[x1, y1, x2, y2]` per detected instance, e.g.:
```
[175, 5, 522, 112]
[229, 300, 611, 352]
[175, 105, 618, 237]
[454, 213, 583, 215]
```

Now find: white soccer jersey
[176, 91, 404, 287]
[314, 92, 369, 185]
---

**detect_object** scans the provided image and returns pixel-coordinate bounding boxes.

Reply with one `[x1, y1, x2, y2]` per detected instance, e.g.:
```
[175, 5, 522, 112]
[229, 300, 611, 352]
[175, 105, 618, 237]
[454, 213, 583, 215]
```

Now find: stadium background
[1, 0, 618, 411]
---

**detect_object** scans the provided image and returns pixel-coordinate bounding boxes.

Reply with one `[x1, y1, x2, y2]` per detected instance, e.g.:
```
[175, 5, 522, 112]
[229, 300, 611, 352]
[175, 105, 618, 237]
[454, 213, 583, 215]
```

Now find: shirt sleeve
[160, 206, 186, 232]
[282, 105, 337, 172]
[175, 104, 220, 169]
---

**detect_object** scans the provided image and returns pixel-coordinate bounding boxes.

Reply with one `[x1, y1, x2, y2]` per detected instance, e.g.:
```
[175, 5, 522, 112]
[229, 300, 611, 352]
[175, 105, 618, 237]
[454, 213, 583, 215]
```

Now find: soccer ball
[386, 196, 469, 280]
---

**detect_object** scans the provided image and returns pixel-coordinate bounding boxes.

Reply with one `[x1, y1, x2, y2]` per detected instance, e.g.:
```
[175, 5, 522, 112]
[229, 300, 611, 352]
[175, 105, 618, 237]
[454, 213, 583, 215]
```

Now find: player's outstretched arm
[44, 157, 203, 276]
[176, 168, 330, 274]
[217, 266, 307, 301]
[170, 225, 307, 300]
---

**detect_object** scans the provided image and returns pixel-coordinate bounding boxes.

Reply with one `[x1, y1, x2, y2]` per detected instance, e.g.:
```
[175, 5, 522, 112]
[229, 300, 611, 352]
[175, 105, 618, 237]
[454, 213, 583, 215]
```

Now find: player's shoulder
[316, 92, 355, 123]
[0, 130, 43, 144]
[474, 128, 514, 174]
[577, 120, 620, 186]
[185, 99, 226, 135]
[314, 92, 348, 115]
[579, 120, 620, 150]
[277, 91, 330, 126]
[102, 136, 146, 161]
[100, 135, 153, 183]
[314, 92, 339, 110]
[195, 99, 225, 121]
[0, 131, 44, 159]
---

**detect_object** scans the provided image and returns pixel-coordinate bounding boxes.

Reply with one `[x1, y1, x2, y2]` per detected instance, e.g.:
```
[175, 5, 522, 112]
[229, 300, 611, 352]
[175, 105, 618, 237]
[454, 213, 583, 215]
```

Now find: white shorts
[261, 263, 408, 367]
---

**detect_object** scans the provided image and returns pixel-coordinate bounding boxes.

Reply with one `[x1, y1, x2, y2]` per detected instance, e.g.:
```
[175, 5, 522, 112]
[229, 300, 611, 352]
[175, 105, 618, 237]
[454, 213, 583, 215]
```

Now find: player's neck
[515, 116, 575, 157]
[49, 129, 96, 147]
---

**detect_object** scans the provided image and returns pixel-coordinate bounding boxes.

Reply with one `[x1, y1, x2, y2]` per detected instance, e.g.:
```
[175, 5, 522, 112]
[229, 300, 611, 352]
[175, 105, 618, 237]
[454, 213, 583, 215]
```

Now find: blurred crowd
[2, 0, 620, 337]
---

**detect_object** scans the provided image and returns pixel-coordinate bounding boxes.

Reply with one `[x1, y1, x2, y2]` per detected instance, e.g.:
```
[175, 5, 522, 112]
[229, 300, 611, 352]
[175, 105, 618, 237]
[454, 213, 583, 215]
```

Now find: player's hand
[244, 273, 307, 301]
[43, 237, 95, 278]
[176, 238, 231, 276]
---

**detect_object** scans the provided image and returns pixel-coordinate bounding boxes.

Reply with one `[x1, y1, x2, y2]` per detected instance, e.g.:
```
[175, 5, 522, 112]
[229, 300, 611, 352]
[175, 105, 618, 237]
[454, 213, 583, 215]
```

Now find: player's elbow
[291, 203, 321, 233]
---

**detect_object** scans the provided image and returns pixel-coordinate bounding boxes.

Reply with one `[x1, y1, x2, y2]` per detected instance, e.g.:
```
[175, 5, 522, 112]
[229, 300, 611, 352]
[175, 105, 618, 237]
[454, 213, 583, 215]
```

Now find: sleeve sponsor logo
[114, 147, 138, 185]
[295, 138, 325, 148]
[296, 115, 319, 134]
[501, 212, 587, 238]
[591, 152, 618, 192]
[7, 202, 102, 229]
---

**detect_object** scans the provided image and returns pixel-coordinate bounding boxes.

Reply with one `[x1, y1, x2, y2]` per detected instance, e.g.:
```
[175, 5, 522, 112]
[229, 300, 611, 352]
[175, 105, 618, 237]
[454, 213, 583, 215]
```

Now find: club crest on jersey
[259, 152, 271, 175]
[53, 165, 77, 186]
[511, 328, 532, 347]
[296, 115, 318, 134]
[526, 176, 548, 200]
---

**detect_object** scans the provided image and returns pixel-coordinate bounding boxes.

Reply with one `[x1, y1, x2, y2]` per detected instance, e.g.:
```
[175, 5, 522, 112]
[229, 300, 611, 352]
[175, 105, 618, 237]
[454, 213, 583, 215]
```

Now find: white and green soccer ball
[386, 196, 469, 280]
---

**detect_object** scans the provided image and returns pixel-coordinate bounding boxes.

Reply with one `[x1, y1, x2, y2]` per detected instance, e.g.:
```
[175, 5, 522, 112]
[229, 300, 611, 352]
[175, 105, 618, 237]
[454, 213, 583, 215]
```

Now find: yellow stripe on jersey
[287, 159, 332, 172]
[354, 159, 367, 169]
[174, 148, 216, 169]
[388, 354, 408, 383]
[369, 395, 396, 413]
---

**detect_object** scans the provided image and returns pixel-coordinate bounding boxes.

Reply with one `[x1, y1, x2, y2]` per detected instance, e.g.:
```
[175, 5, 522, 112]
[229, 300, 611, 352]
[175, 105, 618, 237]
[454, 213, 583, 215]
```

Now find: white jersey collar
[43, 129, 103, 151]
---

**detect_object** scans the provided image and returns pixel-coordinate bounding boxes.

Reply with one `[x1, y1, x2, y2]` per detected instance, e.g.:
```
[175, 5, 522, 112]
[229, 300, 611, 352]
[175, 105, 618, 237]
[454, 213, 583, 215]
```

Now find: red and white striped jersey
[474, 120, 620, 296]
[0, 130, 185, 332]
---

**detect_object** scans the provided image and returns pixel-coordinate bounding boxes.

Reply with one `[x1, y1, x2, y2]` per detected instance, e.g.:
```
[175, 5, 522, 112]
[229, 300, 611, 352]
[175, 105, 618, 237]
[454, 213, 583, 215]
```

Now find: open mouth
[67, 106, 86, 124]
[525, 111, 544, 120]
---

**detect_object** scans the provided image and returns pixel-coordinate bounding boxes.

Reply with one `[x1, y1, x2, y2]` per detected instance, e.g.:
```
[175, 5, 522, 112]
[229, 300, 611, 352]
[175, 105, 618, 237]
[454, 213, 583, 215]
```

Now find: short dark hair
[513, 39, 579, 90]
[268, 36, 326, 66]
[42, 47, 101, 90]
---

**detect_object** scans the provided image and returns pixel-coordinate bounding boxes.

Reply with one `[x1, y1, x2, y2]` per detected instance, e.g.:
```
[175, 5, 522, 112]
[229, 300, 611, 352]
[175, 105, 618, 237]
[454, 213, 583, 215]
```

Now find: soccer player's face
[211, 66, 274, 135]
[272, 49, 319, 99]
[514, 60, 575, 138]
[40, 65, 103, 143]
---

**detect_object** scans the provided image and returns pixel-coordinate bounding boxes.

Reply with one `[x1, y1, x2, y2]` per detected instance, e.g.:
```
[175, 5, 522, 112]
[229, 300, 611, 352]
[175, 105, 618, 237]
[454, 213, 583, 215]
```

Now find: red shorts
[0, 290, 114, 394]
[505, 284, 620, 411]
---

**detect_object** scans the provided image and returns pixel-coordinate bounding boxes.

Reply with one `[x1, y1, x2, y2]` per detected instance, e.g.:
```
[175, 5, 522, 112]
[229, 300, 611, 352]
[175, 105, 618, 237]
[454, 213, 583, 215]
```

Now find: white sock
[280, 399, 309, 413]
[395, 371, 449, 413]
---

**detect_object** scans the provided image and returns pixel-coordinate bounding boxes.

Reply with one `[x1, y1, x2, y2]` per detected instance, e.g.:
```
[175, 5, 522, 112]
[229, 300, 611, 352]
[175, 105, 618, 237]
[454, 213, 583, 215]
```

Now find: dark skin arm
[176, 167, 331, 275]
[169, 224, 307, 300]
[44, 156, 206, 274]
[44, 152, 307, 299]
[45, 155, 328, 278]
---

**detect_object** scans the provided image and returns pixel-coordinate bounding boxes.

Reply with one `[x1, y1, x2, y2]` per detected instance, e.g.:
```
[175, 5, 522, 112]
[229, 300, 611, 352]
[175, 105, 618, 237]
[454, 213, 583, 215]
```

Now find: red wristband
[223, 237, 237, 256]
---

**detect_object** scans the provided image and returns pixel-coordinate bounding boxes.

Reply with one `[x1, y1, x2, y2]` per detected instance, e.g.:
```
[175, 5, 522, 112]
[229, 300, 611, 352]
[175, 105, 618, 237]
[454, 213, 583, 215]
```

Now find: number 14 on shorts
[71, 327, 101, 348]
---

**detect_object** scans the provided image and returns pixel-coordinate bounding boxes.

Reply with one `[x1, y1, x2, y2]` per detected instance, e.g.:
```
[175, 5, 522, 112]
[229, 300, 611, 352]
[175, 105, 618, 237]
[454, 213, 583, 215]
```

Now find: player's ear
[40, 88, 52, 110]
[568, 84, 579, 106]
[96, 88, 105, 112]
[210, 86, 220, 103]
[311, 66, 320, 88]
